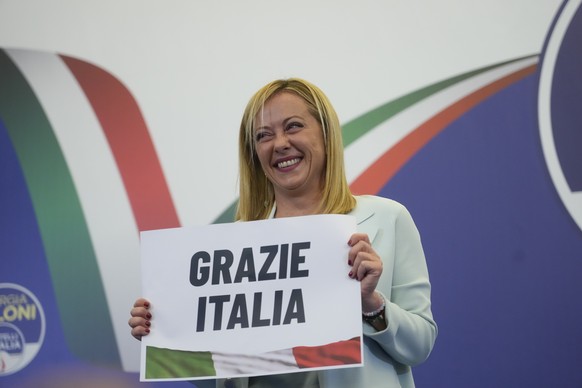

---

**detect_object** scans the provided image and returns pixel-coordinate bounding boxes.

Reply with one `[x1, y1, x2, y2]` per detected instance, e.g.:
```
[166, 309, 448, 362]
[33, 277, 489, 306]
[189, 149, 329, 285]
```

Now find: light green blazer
[204, 195, 437, 388]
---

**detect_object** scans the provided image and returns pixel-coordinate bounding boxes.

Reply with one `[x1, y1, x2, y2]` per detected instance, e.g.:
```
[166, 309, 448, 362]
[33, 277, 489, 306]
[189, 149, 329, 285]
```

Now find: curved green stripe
[213, 199, 238, 224]
[212, 55, 538, 223]
[341, 54, 538, 146]
[0, 50, 120, 366]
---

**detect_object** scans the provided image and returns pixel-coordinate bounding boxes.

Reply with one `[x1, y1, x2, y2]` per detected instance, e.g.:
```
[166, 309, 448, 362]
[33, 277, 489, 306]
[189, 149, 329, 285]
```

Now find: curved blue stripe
[386, 75, 582, 387]
[0, 118, 78, 383]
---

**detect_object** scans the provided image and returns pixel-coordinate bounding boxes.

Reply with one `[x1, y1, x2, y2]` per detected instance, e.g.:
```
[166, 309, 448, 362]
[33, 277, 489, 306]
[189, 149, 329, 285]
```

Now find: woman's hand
[347, 233, 384, 312]
[128, 298, 152, 341]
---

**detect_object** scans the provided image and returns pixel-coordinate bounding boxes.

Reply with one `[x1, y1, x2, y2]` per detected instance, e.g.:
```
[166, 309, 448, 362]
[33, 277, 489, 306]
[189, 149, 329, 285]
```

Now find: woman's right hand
[128, 298, 152, 341]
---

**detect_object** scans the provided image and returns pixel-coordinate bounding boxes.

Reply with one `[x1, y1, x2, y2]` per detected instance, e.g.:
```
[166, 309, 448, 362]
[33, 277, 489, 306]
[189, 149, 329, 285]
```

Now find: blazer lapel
[349, 197, 379, 243]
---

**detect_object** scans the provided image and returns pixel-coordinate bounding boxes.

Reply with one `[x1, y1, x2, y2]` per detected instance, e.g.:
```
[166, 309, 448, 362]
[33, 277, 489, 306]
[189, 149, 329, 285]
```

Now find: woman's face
[254, 92, 326, 202]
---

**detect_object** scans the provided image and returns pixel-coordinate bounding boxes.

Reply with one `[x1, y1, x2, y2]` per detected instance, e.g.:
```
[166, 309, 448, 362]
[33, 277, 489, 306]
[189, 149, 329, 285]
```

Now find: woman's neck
[273, 192, 322, 218]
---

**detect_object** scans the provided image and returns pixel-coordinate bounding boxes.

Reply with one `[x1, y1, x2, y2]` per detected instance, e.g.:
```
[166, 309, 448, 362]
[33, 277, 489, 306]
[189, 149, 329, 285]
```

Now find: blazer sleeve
[364, 202, 437, 366]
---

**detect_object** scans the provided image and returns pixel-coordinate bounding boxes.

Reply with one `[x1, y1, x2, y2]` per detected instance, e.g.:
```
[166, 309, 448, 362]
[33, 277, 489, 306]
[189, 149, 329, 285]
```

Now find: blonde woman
[130, 78, 437, 387]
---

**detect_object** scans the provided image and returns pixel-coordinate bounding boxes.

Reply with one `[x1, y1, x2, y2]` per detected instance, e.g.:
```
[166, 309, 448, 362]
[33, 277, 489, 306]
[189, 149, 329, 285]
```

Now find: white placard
[140, 214, 363, 381]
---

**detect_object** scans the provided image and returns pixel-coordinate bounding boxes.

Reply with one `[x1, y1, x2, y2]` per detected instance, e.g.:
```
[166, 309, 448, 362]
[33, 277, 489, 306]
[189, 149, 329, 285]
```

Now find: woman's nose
[273, 131, 290, 151]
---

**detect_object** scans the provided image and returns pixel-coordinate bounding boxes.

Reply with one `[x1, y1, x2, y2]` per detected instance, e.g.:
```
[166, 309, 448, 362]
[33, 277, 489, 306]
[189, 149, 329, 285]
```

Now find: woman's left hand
[348, 233, 384, 312]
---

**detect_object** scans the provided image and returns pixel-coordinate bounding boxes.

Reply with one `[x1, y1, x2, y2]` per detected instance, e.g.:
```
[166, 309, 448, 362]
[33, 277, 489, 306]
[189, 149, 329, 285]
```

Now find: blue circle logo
[0, 283, 45, 376]
[538, 0, 582, 233]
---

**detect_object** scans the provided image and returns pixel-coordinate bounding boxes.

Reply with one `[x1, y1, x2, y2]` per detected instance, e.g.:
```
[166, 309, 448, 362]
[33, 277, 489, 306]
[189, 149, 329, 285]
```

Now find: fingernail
[146, 312, 152, 319]
[145, 328, 150, 333]
[144, 302, 150, 308]
[145, 320, 151, 327]
[348, 271, 353, 278]
[348, 260, 352, 266]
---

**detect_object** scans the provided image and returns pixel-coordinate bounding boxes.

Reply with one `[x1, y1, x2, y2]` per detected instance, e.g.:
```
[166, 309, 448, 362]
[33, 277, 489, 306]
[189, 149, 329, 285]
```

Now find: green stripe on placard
[146, 346, 216, 379]
[0, 50, 120, 366]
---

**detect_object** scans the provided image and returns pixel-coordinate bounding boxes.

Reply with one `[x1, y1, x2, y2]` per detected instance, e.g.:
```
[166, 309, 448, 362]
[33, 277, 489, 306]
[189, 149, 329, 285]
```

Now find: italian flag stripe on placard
[145, 337, 361, 379]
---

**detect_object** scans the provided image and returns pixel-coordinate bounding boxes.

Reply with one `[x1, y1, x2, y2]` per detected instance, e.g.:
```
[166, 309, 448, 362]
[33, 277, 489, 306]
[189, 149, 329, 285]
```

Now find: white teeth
[277, 158, 300, 168]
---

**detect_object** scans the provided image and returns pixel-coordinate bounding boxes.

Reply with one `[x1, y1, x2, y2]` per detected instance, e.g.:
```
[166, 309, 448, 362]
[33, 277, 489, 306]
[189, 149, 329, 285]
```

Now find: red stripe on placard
[62, 56, 180, 231]
[350, 65, 537, 195]
[293, 337, 362, 368]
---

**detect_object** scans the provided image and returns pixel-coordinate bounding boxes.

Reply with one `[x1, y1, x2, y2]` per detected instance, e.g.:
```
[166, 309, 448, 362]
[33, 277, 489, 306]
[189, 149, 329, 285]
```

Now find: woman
[130, 78, 437, 387]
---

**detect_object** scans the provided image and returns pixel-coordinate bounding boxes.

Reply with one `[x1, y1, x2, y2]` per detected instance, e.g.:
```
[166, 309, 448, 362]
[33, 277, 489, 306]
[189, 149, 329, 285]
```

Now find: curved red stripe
[350, 65, 537, 195]
[62, 56, 180, 231]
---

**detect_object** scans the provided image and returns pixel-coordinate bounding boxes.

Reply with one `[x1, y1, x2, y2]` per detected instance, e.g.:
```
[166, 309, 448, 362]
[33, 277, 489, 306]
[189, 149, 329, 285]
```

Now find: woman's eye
[255, 132, 269, 142]
[286, 122, 303, 131]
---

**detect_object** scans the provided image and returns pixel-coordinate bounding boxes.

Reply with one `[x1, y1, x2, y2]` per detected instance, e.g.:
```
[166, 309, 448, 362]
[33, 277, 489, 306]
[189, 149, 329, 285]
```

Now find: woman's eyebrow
[282, 115, 304, 124]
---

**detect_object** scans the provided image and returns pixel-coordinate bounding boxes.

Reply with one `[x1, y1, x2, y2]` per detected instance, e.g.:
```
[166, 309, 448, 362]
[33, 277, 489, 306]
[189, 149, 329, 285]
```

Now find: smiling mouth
[276, 158, 301, 169]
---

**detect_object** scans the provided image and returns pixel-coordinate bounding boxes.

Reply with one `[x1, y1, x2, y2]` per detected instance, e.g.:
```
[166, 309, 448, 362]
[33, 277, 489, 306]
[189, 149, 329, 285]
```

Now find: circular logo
[538, 0, 582, 233]
[0, 283, 45, 376]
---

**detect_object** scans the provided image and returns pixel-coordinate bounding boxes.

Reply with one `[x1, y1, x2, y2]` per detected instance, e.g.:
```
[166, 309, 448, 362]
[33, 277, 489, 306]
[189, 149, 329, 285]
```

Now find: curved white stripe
[538, 0, 582, 233]
[8, 49, 141, 371]
[344, 57, 538, 184]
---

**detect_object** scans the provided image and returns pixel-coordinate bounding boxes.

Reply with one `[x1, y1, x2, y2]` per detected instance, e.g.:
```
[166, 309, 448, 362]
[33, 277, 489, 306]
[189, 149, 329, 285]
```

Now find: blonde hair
[236, 78, 355, 221]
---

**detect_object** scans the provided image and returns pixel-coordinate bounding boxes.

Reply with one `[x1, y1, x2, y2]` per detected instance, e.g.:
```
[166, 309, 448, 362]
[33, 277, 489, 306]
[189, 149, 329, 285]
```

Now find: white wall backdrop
[0, 0, 562, 226]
